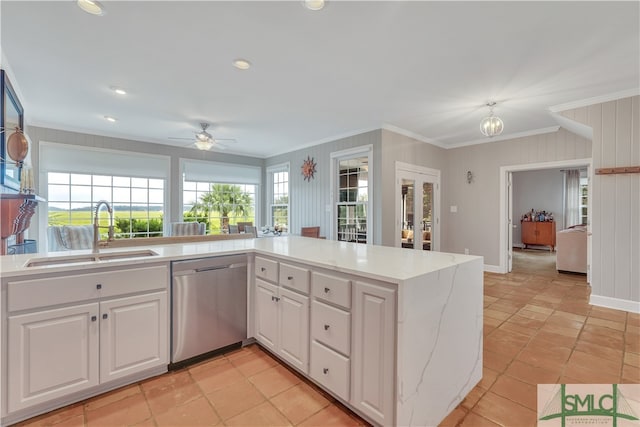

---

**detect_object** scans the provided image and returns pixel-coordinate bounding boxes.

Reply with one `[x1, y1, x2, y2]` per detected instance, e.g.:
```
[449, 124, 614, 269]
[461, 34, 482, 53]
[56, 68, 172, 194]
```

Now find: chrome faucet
[93, 200, 114, 253]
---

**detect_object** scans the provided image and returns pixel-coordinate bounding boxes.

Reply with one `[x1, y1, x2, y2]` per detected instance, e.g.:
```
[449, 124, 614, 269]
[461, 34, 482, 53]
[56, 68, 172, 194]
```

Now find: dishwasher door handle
[196, 263, 247, 273]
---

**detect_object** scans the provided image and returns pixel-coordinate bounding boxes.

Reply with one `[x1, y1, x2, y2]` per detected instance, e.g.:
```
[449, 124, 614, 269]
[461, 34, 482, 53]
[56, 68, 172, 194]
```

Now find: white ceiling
[1, 1, 638, 158]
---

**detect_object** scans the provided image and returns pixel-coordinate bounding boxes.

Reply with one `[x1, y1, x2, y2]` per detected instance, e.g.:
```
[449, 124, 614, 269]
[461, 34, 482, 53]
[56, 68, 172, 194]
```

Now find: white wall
[512, 168, 565, 247]
[443, 128, 592, 267]
[560, 95, 640, 310]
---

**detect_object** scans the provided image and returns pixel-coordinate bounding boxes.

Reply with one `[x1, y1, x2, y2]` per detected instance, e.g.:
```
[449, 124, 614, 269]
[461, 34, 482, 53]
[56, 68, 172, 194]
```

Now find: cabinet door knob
[96, 284, 102, 289]
[287, 276, 293, 280]
[324, 287, 330, 293]
[261, 267, 266, 272]
[102, 313, 108, 320]
[91, 315, 97, 322]
[324, 324, 330, 330]
[323, 368, 329, 375]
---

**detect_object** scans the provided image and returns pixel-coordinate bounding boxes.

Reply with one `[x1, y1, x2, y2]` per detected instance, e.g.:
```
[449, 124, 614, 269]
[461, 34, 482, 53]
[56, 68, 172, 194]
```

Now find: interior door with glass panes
[336, 157, 369, 244]
[397, 167, 439, 251]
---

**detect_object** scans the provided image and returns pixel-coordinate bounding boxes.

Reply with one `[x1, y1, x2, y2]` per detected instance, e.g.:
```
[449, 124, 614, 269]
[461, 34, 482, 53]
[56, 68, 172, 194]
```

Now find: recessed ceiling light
[303, 0, 325, 11]
[110, 86, 127, 95]
[232, 59, 251, 70]
[104, 115, 117, 122]
[77, 0, 106, 16]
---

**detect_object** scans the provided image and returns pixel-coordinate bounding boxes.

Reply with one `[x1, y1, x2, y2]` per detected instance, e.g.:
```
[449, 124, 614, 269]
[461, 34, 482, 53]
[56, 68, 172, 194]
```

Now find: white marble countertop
[0, 236, 482, 283]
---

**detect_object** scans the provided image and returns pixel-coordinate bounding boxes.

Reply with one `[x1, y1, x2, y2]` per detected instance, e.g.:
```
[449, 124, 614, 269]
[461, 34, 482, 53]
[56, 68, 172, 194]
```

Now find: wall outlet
[464, 248, 469, 255]
[450, 205, 458, 213]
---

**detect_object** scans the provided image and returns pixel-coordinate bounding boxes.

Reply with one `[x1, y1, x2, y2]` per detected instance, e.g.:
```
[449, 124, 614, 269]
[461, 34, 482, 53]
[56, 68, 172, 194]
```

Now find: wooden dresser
[521, 221, 556, 252]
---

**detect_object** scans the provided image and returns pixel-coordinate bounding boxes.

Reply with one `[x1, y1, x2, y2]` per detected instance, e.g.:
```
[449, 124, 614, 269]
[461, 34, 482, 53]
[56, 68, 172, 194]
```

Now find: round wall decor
[301, 156, 317, 181]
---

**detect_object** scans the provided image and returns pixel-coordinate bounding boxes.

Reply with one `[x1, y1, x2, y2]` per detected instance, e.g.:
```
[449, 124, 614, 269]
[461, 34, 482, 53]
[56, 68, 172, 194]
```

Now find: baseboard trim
[484, 264, 503, 274]
[590, 294, 640, 314]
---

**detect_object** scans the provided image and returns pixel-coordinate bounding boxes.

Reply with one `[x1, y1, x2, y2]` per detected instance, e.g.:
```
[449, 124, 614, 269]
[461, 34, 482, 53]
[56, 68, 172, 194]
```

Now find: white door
[396, 163, 440, 251]
[278, 287, 309, 372]
[351, 281, 396, 426]
[100, 292, 168, 383]
[255, 279, 278, 351]
[8, 303, 99, 412]
[507, 172, 514, 272]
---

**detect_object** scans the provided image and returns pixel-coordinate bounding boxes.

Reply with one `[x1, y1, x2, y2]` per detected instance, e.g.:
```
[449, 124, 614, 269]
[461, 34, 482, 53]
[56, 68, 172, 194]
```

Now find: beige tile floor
[14, 249, 640, 427]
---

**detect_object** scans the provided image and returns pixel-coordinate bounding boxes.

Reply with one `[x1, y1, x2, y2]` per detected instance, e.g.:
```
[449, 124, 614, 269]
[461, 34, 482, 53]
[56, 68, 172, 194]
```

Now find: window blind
[182, 158, 261, 184]
[40, 142, 170, 179]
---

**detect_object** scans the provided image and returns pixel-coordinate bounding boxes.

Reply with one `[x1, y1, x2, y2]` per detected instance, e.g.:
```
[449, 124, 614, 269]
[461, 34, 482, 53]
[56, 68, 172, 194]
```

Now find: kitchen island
[0, 236, 483, 426]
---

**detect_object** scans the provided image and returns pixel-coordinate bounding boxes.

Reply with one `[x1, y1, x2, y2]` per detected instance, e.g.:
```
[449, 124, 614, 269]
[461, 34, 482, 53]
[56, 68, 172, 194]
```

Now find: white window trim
[266, 162, 290, 229]
[330, 145, 373, 242]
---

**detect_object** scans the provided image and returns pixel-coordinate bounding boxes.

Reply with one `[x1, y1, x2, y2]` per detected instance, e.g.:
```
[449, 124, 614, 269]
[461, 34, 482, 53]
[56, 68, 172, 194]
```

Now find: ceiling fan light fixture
[77, 0, 105, 16]
[480, 102, 504, 137]
[303, 0, 325, 11]
[194, 139, 213, 151]
[232, 59, 251, 70]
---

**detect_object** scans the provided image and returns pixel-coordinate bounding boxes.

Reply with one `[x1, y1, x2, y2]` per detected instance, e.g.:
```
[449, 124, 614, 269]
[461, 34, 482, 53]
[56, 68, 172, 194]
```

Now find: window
[47, 172, 165, 238]
[267, 164, 289, 231]
[183, 181, 256, 234]
[331, 146, 372, 244]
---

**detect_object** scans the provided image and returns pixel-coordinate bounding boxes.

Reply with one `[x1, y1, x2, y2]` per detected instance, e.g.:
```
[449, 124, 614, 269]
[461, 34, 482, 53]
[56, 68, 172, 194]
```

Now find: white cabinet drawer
[8, 265, 168, 312]
[255, 256, 278, 283]
[279, 263, 310, 294]
[312, 272, 351, 309]
[310, 341, 350, 402]
[311, 300, 351, 356]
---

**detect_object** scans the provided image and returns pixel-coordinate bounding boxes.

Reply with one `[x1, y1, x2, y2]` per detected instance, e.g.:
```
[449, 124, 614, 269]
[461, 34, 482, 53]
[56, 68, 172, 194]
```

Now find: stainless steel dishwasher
[171, 255, 247, 365]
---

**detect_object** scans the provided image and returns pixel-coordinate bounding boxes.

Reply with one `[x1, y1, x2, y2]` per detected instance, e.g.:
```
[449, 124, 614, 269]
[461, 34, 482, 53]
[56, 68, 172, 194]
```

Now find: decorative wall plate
[301, 155, 317, 181]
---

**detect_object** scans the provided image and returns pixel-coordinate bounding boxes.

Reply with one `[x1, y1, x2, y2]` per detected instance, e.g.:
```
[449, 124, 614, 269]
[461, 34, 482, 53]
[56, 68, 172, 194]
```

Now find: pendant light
[480, 101, 504, 137]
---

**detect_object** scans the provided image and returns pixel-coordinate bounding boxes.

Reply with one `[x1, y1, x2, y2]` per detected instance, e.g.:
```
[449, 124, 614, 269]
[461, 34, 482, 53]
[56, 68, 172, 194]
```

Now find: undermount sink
[25, 250, 158, 267]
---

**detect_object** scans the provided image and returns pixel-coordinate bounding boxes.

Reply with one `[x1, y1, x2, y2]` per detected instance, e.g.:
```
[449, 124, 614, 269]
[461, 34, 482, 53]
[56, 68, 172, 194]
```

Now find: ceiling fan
[169, 123, 237, 151]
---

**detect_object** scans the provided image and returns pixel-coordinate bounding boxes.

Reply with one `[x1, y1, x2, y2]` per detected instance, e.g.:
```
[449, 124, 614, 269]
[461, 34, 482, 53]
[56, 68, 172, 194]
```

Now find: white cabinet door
[352, 281, 396, 426]
[8, 303, 99, 412]
[100, 291, 168, 383]
[255, 279, 278, 351]
[278, 287, 309, 372]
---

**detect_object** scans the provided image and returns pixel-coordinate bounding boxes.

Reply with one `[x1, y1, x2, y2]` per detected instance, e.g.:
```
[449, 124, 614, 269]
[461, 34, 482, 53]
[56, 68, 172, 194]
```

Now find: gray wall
[379, 129, 448, 247]
[443, 128, 592, 266]
[512, 168, 565, 247]
[265, 130, 382, 242]
[26, 125, 264, 247]
[560, 95, 640, 306]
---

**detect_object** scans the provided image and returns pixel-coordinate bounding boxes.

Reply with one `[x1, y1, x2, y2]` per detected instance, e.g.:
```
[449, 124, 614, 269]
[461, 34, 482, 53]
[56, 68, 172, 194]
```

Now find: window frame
[330, 146, 373, 243]
[266, 163, 290, 231]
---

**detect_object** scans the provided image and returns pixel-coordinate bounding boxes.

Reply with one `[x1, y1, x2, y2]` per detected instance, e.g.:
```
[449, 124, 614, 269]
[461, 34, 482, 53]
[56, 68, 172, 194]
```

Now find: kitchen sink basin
[95, 249, 158, 261]
[25, 250, 158, 267]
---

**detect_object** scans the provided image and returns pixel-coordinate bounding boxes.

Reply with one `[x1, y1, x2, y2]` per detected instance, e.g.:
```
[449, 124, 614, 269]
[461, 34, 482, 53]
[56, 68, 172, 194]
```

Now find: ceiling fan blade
[212, 138, 237, 144]
[168, 137, 194, 141]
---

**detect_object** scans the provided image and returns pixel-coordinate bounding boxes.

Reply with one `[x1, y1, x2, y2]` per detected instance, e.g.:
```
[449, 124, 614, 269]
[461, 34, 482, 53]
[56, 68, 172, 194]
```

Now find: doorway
[395, 162, 440, 251]
[499, 159, 592, 278]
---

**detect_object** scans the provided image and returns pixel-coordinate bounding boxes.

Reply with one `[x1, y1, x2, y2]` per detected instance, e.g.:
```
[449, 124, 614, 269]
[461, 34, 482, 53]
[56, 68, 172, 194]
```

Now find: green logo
[539, 384, 639, 427]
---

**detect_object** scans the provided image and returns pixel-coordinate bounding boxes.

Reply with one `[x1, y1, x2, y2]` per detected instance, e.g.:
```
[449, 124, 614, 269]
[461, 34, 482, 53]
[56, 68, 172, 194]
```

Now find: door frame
[499, 158, 592, 275]
[395, 161, 441, 251]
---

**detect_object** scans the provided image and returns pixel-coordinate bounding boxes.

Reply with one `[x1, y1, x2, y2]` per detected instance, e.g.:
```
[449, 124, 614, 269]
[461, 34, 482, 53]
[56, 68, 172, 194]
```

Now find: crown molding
[268, 126, 382, 158]
[446, 126, 561, 149]
[381, 123, 448, 148]
[549, 88, 640, 113]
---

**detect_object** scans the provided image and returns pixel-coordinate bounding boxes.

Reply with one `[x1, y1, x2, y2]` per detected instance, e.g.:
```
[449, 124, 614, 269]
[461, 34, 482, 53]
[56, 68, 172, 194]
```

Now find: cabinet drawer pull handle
[287, 276, 293, 280]
[91, 316, 97, 322]
[324, 324, 330, 330]
[96, 284, 102, 289]
[323, 368, 329, 375]
[261, 267, 266, 272]
[102, 313, 108, 320]
[324, 287, 330, 293]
